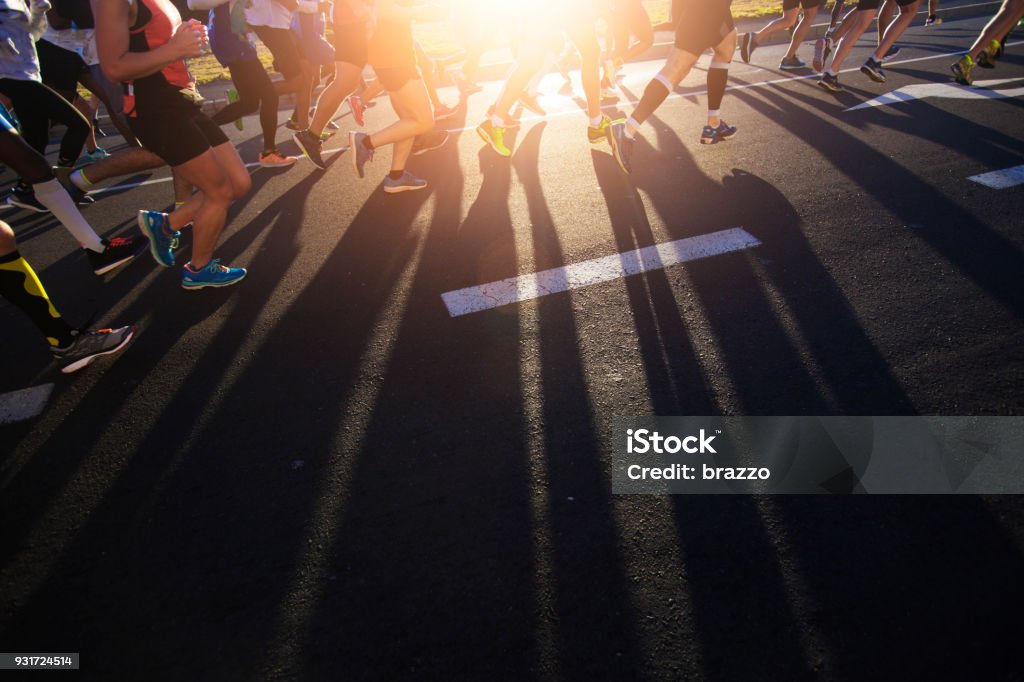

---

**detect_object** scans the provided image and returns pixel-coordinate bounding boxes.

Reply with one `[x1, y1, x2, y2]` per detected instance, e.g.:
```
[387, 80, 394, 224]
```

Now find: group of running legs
[2, 0, 1021, 374]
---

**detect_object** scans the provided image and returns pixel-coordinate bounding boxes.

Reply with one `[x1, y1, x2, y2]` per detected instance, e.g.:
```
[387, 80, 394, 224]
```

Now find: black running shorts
[783, 0, 817, 9]
[372, 65, 419, 92]
[36, 39, 89, 93]
[332, 21, 368, 67]
[673, 0, 735, 55]
[129, 103, 229, 167]
[251, 25, 303, 80]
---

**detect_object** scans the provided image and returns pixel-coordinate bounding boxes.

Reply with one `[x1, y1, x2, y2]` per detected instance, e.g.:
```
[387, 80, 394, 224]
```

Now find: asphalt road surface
[2, 11, 1023, 680]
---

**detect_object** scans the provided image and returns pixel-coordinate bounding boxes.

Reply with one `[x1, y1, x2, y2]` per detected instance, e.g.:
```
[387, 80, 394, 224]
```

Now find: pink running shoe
[349, 95, 366, 127]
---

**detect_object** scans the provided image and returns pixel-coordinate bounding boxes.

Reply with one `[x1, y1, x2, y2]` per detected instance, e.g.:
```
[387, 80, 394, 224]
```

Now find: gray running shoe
[383, 171, 427, 194]
[349, 131, 374, 178]
[52, 325, 135, 374]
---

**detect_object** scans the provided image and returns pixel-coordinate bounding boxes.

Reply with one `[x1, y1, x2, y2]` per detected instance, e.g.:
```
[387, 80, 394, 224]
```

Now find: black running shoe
[52, 325, 135, 374]
[780, 56, 806, 70]
[818, 72, 843, 92]
[700, 121, 738, 145]
[860, 58, 886, 83]
[6, 185, 48, 213]
[87, 235, 148, 275]
[292, 129, 326, 170]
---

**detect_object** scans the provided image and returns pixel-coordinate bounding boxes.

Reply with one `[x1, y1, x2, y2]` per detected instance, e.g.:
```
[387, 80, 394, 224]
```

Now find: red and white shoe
[259, 150, 299, 168]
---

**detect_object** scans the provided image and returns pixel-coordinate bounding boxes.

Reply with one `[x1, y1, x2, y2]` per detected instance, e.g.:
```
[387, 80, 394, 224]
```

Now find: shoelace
[185, 259, 225, 276]
[208, 259, 231, 274]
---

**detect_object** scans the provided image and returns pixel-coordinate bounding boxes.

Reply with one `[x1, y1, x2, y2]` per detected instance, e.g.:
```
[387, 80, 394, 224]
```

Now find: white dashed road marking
[968, 164, 1024, 189]
[0, 383, 54, 425]
[442, 227, 761, 317]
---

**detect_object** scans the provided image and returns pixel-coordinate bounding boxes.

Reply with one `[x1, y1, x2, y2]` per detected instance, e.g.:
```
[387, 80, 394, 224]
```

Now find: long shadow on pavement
[592, 124, 831, 679]
[294, 147, 538, 679]
[734, 77, 1024, 320]
[0, 167, 429, 679]
[591, 108, 926, 677]
[769, 494, 1024, 679]
[726, 70, 1024, 679]
[513, 123, 648, 678]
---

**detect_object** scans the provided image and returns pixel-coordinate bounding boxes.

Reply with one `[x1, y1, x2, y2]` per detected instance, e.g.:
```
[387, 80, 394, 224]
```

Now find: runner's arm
[91, 0, 204, 82]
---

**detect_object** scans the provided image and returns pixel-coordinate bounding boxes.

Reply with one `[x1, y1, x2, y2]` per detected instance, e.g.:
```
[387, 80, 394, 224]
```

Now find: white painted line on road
[0, 383, 54, 425]
[968, 164, 1024, 189]
[87, 149, 346, 196]
[87, 162, 263, 196]
[448, 41, 1024, 135]
[442, 227, 761, 317]
[70, 41, 1024, 196]
[845, 77, 1024, 111]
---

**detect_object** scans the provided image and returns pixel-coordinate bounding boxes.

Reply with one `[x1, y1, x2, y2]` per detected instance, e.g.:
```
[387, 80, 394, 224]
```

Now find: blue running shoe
[181, 259, 247, 290]
[137, 210, 179, 267]
[701, 121, 738, 145]
[349, 131, 374, 178]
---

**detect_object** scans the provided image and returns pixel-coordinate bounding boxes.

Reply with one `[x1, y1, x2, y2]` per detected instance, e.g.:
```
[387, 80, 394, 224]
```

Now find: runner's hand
[171, 19, 208, 58]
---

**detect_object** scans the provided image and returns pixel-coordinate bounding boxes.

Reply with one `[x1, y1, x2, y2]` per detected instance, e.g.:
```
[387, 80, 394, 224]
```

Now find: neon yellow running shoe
[951, 54, 973, 86]
[477, 119, 511, 157]
[588, 115, 613, 144]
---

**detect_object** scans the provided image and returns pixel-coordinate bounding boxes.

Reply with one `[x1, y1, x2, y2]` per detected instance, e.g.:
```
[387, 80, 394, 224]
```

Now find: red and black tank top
[123, 0, 198, 117]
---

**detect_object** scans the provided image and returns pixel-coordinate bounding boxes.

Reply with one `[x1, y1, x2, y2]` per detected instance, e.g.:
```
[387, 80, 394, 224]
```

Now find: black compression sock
[0, 251, 75, 347]
[631, 76, 672, 127]
[707, 64, 730, 112]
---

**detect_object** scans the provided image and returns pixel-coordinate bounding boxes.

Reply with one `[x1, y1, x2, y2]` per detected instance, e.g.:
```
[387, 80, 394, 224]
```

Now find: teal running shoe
[181, 259, 247, 290]
[137, 210, 179, 267]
